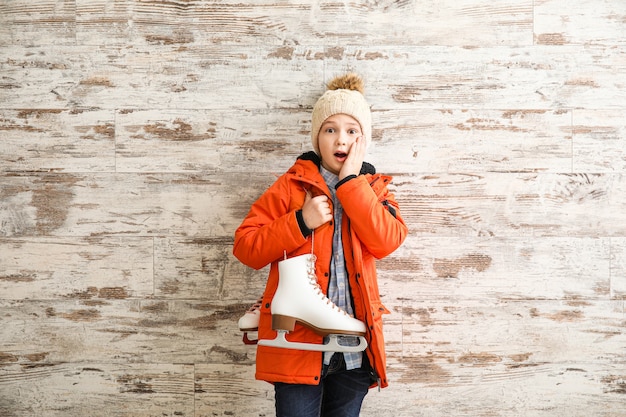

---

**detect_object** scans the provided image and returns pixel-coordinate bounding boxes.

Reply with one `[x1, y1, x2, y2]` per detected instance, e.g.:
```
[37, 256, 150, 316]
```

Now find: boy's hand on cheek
[339, 136, 366, 180]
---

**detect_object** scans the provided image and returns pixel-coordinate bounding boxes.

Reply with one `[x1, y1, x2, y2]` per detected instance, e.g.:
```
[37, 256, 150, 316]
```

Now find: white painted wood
[154, 237, 269, 300]
[371, 108, 573, 174]
[195, 364, 274, 417]
[378, 236, 613, 300]
[0, 299, 252, 364]
[326, 45, 626, 111]
[0, 109, 116, 173]
[365, 362, 626, 417]
[0, 172, 273, 237]
[0, 363, 194, 417]
[0, 236, 153, 300]
[534, 0, 626, 46]
[2, 44, 625, 111]
[6, 0, 535, 48]
[573, 109, 626, 173]
[1, 1, 625, 416]
[115, 108, 307, 173]
[609, 238, 626, 299]
[392, 173, 626, 237]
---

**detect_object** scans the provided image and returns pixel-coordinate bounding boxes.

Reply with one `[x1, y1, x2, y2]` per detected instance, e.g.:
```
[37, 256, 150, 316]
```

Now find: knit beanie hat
[311, 73, 372, 155]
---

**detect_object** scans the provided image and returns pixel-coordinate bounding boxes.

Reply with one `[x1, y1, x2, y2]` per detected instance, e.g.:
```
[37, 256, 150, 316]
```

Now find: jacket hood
[297, 151, 376, 176]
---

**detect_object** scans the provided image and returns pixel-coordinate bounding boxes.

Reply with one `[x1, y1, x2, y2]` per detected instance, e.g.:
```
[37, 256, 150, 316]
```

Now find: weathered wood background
[1, 1, 625, 416]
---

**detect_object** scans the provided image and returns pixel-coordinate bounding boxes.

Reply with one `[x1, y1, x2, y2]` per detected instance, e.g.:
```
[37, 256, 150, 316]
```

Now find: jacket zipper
[346, 217, 382, 391]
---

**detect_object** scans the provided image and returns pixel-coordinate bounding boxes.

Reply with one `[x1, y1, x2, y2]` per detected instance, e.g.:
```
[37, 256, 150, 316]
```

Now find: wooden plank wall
[1, 1, 625, 416]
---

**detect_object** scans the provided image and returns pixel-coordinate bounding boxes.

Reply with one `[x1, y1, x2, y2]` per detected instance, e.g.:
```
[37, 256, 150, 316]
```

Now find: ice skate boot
[238, 295, 263, 345]
[258, 253, 368, 352]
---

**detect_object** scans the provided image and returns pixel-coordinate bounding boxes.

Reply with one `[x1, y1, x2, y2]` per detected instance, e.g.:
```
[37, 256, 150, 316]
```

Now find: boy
[233, 73, 407, 417]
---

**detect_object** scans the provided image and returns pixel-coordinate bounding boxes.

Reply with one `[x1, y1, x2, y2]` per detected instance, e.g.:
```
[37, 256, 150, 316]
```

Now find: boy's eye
[349, 129, 358, 134]
[326, 128, 335, 133]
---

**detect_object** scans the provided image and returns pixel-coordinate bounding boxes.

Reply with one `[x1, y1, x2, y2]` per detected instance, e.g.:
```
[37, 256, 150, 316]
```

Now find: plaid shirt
[320, 167, 363, 370]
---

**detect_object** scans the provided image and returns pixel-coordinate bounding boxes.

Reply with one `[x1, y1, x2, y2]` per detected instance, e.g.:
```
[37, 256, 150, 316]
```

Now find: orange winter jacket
[233, 152, 407, 389]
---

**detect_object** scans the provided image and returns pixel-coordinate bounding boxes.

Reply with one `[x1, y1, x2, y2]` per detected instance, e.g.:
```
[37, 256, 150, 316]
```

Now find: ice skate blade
[258, 330, 367, 352]
[242, 332, 258, 345]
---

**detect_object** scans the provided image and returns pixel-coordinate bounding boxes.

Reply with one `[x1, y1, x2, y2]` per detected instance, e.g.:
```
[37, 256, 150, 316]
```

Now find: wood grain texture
[572, 109, 626, 172]
[365, 362, 626, 417]
[0, 172, 270, 237]
[392, 173, 626, 237]
[0, 363, 194, 417]
[115, 108, 307, 173]
[0, 109, 115, 172]
[3, 44, 624, 111]
[534, 0, 626, 46]
[4, 0, 535, 48]
[378, 236, 614, 300]
[0, 236, 153, 300]
[0, 299, 252, 364]
[371, 108, 573, 173]
[1, 1, 625, 416]
[194, 364, 273, 417]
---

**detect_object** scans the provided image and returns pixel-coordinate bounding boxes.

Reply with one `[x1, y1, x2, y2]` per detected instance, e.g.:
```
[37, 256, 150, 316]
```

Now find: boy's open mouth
[334, 151, 347, 160]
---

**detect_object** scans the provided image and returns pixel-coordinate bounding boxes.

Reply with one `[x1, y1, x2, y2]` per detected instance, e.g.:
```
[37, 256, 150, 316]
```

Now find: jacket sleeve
[336, 175, 407, 259]
[233, 175, 308, 270]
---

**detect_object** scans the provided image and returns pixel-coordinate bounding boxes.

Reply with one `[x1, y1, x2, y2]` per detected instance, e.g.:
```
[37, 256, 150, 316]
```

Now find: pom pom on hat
[311, 73, 372, 154]
[327, 73, 365, 94]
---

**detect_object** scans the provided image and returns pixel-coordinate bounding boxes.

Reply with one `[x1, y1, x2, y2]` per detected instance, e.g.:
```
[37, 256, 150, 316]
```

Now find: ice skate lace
[307, 231, 349, 317]
[245, 296, 263, 314]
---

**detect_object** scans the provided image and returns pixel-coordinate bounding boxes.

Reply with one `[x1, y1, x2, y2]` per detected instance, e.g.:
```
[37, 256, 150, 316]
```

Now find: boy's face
[317, 113, 363, 176]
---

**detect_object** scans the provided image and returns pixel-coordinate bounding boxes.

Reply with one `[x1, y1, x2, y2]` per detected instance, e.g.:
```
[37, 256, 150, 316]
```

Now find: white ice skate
[258, 253, 368, 352]
[238, 296, 263, 345]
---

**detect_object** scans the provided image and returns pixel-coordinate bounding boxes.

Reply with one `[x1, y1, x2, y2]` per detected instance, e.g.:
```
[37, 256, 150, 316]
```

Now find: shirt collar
[320, 165, 339, 190]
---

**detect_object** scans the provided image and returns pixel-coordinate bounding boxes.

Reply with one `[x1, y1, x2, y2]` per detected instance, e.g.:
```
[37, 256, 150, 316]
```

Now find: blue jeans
[274, 354, 371, 417]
